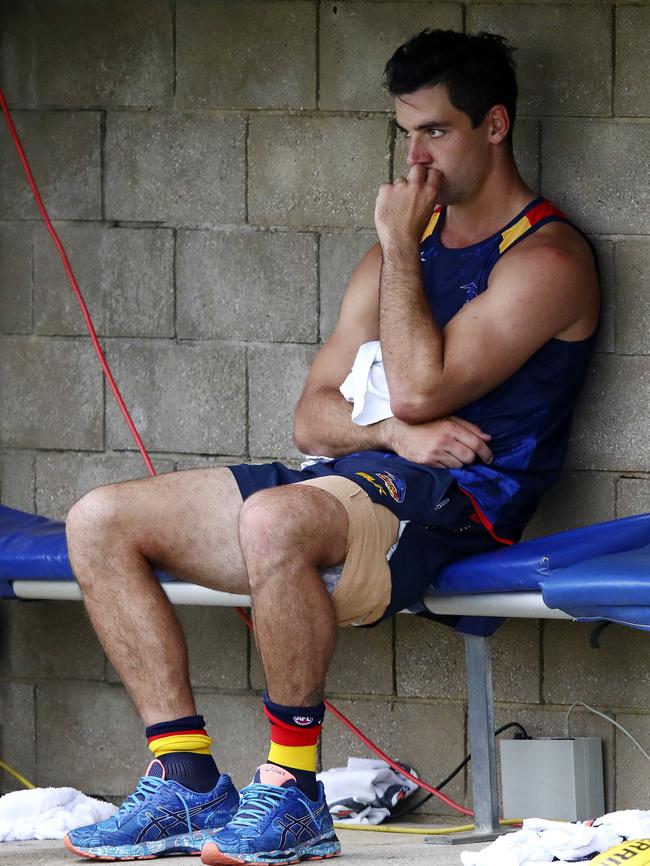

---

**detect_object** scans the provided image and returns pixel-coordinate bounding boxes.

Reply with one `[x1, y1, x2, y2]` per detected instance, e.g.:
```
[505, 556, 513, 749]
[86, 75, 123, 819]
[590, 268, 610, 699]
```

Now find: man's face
[394, 84, 493, 205]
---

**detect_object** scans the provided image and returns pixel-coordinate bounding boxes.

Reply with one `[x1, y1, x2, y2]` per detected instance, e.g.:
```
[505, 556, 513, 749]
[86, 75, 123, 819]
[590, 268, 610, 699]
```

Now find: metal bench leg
[426, 633, 515, 845]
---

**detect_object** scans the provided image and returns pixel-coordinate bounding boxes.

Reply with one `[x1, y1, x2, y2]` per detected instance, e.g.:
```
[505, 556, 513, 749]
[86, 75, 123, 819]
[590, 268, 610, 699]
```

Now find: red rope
[1, 86, 474, 818]
[324, 702, 473, 815]
[0, 87, 156, 477]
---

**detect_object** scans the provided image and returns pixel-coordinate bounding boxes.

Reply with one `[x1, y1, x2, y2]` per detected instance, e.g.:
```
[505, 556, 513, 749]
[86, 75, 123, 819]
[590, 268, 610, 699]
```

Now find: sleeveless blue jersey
[417, 196, 597, 541]
[241, 197, 597, 546]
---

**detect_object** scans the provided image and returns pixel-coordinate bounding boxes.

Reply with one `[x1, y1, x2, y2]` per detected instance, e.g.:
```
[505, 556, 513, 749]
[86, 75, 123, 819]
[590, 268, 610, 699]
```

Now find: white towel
[460, 810, 650, 866]
[594, 809, 650, 839]
[339, 341, 393, 427]
[460, 829, 555, 866]
[317, 757, 419, 825]
[0, 786, 117, 841]
[300, 340, 393, 470]
[521, 818, 622, 860]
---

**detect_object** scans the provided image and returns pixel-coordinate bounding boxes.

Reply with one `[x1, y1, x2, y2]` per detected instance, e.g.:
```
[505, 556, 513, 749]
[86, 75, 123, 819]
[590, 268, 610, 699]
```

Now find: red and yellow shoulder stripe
[420, 200, 565, 251]
[421, 205, 444, 242]
[498, 200, 565, 254]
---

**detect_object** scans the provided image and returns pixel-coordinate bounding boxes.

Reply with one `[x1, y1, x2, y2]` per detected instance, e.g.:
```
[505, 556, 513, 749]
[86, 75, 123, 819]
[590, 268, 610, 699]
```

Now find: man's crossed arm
[293, 241, 495, 469]
[294, 167, 598, 469]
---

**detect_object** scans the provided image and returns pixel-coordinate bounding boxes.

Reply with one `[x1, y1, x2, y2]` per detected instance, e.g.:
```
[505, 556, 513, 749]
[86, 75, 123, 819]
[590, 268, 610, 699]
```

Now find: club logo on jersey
[292, 716, 315, 726]
[460, 281, 478, 304]
[376, 471, 406, 503]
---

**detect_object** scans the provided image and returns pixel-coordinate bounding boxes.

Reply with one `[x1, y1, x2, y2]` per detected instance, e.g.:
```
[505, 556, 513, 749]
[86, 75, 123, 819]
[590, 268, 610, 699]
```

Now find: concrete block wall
[0, 0, 648, 813]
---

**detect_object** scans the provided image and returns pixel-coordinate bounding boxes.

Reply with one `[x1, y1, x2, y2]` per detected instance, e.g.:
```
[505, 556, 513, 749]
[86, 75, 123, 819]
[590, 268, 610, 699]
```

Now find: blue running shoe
[64, 759, 239, 860]
[200, 764, 340, 865]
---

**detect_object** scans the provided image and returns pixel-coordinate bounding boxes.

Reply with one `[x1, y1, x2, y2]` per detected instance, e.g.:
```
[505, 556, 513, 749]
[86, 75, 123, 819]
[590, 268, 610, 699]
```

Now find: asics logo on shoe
[276, 811, 321, 850]
[134, 793, 229, 844]
[263, 764, 294, 780]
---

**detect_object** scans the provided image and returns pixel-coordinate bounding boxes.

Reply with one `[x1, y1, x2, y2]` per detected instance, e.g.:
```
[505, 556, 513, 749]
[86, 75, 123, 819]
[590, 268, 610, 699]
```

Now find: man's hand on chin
[374, 165, 442, 250]
[384, 414, 493, 469]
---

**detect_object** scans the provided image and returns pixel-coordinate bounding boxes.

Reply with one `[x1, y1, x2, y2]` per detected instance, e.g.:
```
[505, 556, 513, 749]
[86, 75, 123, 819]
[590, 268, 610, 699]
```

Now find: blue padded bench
[1, 503, 649, 844]
[0, 504, 249, 607]
[423, 511, 650, 633]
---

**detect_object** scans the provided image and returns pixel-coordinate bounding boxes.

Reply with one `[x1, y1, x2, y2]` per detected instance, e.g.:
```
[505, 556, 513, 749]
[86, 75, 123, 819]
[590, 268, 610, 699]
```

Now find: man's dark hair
[384, 30, 518, 143]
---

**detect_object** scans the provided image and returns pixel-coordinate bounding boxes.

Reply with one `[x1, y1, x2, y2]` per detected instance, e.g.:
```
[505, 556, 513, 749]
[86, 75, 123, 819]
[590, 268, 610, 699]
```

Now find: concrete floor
[0, 831, 489, 865]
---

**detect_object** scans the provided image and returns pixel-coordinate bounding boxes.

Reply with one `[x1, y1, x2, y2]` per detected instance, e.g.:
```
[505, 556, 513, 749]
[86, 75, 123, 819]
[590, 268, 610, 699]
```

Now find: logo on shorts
[376, 471, 406, 503]
[354, 471, 406, 503]
[292, 716, 314, 726]
[355, 472, 387, 497]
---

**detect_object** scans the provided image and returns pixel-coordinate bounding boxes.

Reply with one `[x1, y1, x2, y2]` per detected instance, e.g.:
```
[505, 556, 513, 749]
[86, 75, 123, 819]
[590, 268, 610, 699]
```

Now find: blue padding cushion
[0, 505, 72, 581]
[0, 505, 175, 594]
[428, 512, 650, 633]
[434, 513, 650, 594]
[542, 545, 650, 630]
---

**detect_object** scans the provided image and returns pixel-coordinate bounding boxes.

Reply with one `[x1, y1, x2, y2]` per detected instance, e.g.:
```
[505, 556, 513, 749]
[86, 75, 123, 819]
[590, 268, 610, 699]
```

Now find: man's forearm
[293, 386, 395, 457]
[379, 240, 444, 414]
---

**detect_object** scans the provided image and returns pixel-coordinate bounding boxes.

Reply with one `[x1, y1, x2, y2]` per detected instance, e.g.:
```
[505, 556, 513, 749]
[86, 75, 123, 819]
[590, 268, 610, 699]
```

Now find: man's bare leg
[198, 483, 347, 865]
[66, 472, 348, 860]
[66, 467, 249, 726]
[64, 468, 253, 860]
[238, 484, 348, 706]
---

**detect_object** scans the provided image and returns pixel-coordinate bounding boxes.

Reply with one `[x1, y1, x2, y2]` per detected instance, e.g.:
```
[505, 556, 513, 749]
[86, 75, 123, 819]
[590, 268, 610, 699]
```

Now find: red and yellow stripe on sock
[147, 728, 212, 759]
[264, 707, 321, 772]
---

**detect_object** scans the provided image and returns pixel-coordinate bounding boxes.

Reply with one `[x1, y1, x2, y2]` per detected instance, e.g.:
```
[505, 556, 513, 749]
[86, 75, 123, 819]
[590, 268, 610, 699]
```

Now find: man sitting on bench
[64, 29, 599, 865]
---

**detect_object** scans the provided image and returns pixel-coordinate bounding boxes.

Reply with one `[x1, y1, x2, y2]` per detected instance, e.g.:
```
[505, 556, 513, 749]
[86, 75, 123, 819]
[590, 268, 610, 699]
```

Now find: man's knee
[238, 488, 304, 561]
[238, 486, 346, 573]
[66, 483, 122, 550]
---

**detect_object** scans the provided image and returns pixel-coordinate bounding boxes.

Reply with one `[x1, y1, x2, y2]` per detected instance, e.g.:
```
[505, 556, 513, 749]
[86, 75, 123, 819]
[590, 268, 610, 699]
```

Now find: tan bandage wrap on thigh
[298, 476, 399, 627]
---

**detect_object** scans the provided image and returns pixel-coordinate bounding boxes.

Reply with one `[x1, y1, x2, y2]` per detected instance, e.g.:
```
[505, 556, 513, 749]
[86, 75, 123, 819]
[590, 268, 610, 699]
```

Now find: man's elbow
[293, 406, 324, 454]
[390, 390, 445, 424]
[292, 413, 311, 454]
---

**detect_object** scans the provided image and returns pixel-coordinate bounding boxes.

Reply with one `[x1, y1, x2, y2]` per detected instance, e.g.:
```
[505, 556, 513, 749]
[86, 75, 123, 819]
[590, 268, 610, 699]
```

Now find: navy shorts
[229, 452, 502, 625]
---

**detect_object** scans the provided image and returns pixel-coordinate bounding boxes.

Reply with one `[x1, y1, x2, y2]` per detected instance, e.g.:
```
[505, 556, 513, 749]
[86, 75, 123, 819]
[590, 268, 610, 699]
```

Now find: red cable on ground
[1, 87, 474, 819]
[324, 702, 473, 816]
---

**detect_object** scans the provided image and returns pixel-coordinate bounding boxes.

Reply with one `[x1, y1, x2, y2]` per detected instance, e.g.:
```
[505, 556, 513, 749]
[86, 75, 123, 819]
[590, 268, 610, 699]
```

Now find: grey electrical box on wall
[500, 738, 605, 821]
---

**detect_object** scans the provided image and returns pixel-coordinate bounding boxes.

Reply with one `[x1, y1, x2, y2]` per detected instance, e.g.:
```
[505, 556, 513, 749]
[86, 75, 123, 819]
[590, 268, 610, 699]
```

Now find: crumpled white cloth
[317, 757, 419, 825]
[460, 810, 650, 866]
[594, 809, 650, 839]
[300, 340, 392, 470]
[0, 786, 117, 841]
[340, 340, 392, 427]
[302, 340, 401, 593]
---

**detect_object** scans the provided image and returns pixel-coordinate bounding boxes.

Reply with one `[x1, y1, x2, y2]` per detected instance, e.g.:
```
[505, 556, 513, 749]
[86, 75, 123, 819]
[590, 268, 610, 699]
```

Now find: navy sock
[145, 714, 220, 793]
[156, 752, 220, 793]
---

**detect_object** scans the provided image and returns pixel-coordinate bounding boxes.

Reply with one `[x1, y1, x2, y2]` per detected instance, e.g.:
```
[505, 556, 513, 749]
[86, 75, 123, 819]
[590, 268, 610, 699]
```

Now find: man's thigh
[75, 466, 248, 593]
[230, 462, 399, 627]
